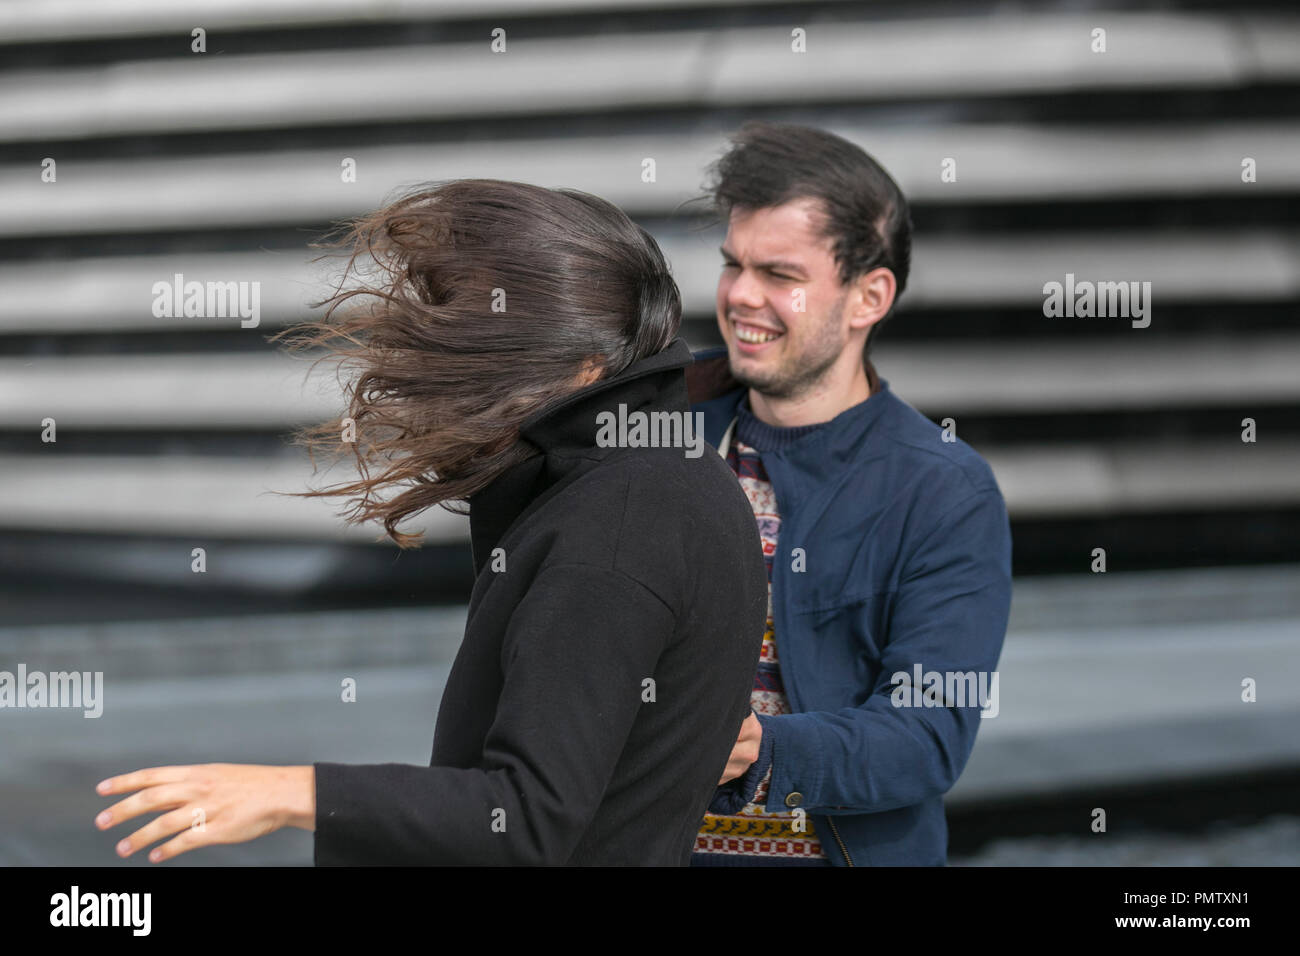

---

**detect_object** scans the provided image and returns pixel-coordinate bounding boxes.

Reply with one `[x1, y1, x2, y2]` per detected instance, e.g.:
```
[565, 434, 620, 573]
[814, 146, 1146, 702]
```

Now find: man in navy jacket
[685, 122, 1012, 866]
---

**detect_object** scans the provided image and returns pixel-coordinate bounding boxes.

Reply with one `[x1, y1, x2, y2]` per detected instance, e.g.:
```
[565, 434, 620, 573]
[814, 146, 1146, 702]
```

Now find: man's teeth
[735, 325, 782, 344]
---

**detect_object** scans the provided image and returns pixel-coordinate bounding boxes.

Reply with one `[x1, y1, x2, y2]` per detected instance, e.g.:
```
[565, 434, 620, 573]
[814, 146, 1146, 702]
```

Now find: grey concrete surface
[1, 565, 1297, 864]
[952, 814, 1300, 866]
[1, 664, 451, 866]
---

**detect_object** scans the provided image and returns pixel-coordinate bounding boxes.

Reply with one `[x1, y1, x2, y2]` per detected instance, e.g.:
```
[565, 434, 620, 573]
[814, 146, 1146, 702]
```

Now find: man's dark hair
[705, 121, 912, 358]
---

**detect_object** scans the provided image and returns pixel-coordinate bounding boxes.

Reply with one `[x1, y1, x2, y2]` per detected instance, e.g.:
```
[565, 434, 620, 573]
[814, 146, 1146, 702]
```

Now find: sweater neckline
[733, 395, 827, 452]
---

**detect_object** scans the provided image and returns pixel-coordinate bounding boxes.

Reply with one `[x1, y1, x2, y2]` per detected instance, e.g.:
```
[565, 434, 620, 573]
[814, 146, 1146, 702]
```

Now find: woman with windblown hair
[91, 179, 768, 865]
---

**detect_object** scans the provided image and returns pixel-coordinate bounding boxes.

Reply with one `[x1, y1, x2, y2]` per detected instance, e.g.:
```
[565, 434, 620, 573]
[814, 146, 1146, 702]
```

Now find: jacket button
[785, 791, 803, 808]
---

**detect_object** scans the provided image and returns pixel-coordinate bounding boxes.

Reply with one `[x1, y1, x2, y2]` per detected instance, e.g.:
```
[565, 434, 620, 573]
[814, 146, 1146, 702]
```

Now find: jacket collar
[687, 346, 890, 459]
[686, 345, 880, 404]
[519, 336, 694, 452]
[467, 337, 695, 574]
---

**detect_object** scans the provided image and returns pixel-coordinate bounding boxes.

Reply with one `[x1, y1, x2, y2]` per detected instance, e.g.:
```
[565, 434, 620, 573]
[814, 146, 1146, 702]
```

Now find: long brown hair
[271, 178, 681, 548]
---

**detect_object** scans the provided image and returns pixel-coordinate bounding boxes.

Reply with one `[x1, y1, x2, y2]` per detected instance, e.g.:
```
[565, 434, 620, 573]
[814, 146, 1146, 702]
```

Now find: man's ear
[847, 267, 897, 333]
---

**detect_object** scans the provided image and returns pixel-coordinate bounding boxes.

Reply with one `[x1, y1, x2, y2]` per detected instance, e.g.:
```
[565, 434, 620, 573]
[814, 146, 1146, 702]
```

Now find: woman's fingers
[96, 781, 191, 830]
[145, 825, 214, 863]
[111, 805, 194, 860]
[96, 764, 197, 796]
[94, 763, 297, 862]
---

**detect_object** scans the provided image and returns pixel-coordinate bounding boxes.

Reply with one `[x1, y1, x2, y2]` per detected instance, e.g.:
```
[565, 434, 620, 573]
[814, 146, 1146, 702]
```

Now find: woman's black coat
[312, 337, 767, 865]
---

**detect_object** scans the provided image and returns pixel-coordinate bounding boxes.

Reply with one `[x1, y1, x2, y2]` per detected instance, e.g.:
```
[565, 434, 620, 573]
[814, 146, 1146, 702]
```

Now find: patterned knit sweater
[691, 398, 832, 866]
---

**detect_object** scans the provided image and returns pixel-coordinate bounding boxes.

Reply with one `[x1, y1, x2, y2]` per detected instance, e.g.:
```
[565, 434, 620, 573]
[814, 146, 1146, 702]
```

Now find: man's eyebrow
[718, 246, 809, 274]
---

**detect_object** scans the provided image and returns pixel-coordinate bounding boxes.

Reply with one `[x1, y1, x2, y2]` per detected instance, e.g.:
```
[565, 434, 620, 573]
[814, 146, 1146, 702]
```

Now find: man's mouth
[732, 320, 784, 345]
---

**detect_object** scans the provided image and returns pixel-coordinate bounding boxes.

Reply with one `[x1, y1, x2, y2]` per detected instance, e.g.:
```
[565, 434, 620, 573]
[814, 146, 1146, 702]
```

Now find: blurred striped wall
[1, 0, 1297, 621]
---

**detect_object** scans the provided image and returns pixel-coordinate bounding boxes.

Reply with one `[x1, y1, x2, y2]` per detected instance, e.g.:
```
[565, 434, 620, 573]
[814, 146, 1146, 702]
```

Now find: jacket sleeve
[312, 561, 674, 864]
[707, 717, 773, 814]
[756, 486, 1012, 815]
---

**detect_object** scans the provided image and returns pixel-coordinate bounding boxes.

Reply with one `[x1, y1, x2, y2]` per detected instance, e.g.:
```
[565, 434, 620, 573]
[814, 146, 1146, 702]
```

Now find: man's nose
[723, 267, 766, 312]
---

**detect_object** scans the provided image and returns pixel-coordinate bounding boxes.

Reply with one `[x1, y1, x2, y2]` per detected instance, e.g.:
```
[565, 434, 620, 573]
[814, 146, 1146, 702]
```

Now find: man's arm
[313, 562, 673, 864]
[713, 486, 1012, 816]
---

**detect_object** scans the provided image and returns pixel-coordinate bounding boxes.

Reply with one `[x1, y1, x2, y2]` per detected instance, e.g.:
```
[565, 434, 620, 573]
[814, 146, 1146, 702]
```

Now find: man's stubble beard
[730, 292, 847, 401]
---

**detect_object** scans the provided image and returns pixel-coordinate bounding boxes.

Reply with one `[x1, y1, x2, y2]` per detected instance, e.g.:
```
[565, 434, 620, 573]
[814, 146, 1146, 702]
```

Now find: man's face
[716, 198, 850, 400]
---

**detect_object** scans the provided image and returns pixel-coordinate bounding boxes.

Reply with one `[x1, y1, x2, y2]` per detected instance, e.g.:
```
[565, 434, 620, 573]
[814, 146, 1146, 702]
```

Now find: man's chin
[728, 363, 786, 399]
[727, 343, 800, 394]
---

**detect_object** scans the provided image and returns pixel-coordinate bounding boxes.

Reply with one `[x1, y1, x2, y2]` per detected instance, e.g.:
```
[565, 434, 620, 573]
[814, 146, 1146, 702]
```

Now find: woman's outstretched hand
[94, 763, 315, 863]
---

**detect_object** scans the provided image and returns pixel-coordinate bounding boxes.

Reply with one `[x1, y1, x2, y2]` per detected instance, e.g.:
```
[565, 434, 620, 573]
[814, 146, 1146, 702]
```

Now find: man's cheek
[716, 280, 734, 318]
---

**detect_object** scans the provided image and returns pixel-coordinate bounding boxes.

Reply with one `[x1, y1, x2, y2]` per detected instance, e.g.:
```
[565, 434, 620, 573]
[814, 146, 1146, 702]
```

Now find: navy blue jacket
[687, 348, 1013, 866]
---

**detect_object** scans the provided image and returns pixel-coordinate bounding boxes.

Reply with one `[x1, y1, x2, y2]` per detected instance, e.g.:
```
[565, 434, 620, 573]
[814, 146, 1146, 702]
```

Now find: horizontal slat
[707, 15, 1300, 100]
[6, 123, 1298, 239]
[3, 334, 1299, 428]
[1006, 563, 1300, 630]
[3, 231, 1296, 334]
[4, 16, 1298, 142]
[0, 353, 327, 427]
[0, 454, 470, 542]
[0, 250, 335, 332]
[984, 441, 1300, 517]
[0, 441, 1296, 539]
[0, 0, 809, 43]
[877, 334, 1300, 412]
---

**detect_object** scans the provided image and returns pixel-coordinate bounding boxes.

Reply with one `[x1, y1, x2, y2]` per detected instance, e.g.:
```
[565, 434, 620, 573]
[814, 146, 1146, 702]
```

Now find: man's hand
[719, 712, 762, 784]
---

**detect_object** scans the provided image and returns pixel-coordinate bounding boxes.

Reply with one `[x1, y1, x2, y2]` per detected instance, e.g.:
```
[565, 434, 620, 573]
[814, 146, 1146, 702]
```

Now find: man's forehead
[724, 197, 832, 255]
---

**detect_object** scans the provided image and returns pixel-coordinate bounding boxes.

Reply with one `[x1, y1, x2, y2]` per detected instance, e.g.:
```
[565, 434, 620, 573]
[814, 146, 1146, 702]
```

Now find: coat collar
[685, 345, 880, 405]
[467, 337, 695, 574]
[518, 336, 694, 452]
[686, 345, 888, 457]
